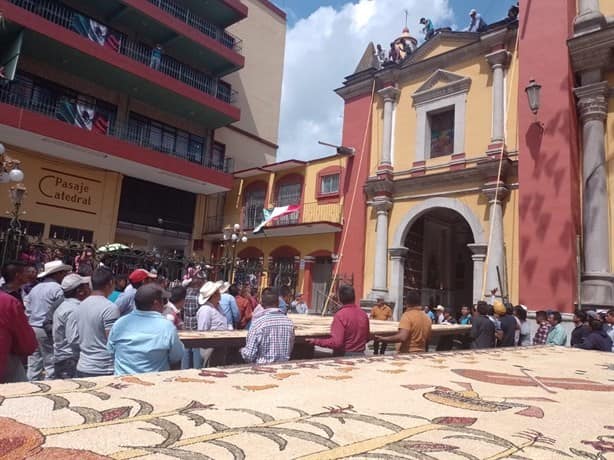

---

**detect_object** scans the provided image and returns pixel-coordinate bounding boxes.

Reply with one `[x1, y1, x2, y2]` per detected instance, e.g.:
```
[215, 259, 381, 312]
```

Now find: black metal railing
[146, 0, 242, 52]
[0, 85, 232, 171]
[10, 0, 236, 104]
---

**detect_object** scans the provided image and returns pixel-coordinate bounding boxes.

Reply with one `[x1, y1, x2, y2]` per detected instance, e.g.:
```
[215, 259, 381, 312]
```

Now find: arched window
[275, 174, 303, 225]
[243, 182, 267, 229]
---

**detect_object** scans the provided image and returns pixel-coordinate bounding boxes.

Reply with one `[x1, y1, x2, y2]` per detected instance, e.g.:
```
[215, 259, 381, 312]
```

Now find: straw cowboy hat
[219, 281, 230, 295]
[38, 260, 72, 279]
[198, 280, 224, 305]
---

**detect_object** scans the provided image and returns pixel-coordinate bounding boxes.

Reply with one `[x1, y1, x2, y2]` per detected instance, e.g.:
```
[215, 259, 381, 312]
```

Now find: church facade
[334, 0, 614, 316]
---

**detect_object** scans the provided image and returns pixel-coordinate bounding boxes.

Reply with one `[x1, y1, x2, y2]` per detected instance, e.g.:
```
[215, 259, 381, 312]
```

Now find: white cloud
[277, 0, 454, 161]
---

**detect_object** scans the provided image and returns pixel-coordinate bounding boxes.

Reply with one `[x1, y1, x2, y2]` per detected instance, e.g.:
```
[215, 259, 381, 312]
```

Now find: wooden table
[179, 314, 470, 350]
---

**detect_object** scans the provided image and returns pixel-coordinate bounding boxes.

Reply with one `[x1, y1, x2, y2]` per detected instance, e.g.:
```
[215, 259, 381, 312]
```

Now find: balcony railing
[0, 85, 232, 172]
[10, 0, 235, 104]
[146, 0, 242, 52]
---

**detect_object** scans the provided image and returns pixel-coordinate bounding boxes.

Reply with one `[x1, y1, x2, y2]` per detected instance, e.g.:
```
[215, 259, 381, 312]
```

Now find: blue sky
[273, 1, 510, 31]
[273, 0, 513, 161]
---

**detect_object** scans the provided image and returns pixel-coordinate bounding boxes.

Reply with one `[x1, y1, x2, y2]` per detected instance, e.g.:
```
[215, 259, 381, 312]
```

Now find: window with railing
[205, 142, 226, 172]
[0, 71, 230, 170]
[9, 0, 235, 104]
[0, 72, 117, 134]
[243, 187, 266, 229]
[275, 182, 302, 226]
[145, 0, 241, 52]
[127, 113, 207, 165]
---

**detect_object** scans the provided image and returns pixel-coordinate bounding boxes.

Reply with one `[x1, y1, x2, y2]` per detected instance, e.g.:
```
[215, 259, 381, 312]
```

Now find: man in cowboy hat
[196, 280, 229, 366]
[53, 274, 91, 379]
[24, 260, 71, 380]
[115, 268, 157, 316]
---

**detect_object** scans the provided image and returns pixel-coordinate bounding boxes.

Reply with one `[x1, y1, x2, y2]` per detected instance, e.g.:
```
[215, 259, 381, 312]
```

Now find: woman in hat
[196, 281, 229, 366]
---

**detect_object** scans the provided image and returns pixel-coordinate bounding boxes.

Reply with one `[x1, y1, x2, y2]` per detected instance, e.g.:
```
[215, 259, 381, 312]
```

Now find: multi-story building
[0, 0, 285, 255]
[333, 0, 614, 317]
[203, 154, 350, 312]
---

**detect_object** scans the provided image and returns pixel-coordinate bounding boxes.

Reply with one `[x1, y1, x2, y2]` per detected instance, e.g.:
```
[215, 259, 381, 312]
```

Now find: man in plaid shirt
[181, 278, 205, 368]
[241, 288, 294, 364]
[532, 310, 551, 345]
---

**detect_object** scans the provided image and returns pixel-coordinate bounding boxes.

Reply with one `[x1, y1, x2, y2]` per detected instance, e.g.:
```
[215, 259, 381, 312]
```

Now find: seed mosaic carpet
[0, 346, 613, 459]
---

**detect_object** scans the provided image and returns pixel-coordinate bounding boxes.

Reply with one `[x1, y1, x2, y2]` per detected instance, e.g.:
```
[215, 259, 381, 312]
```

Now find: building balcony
[179, 0, 248, 28]
[1, 0, 240, 127]
[0, 86, 234, 195]
[61, 0, 245, 76]
[203, 202, 344, 239]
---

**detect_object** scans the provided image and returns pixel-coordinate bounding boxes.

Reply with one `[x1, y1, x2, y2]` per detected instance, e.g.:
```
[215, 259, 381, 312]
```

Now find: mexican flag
[57, 100, 109, 134]
[253, 205, 300, 234]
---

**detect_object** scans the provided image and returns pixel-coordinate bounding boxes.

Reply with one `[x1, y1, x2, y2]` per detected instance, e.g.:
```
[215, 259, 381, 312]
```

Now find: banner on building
[253, 205, 301, 234]
[0, 31, 23, 81]
[57, 100, 109, 134]
[71, 14, 120, 52]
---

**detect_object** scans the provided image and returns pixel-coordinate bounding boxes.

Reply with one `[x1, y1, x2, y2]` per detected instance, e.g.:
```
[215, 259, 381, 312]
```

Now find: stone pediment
[407, 32, 478, 64]
[412, 69, 471, 105]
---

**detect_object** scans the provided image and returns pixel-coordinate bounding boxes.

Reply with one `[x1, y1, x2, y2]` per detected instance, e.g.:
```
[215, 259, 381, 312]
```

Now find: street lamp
[525, 79, 542, 115]
[0, 142, 27, 265]
[221, 223, 248, 282]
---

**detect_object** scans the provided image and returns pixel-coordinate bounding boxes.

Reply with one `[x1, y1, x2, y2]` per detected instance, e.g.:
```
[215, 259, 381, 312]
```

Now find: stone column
[486, 50, 510, 144]
[388, 247, 408, 320]
[468, 243, 487, 305]
[377, 87, 400, 170]
[574, 0, 606, 36]
[482, 184, 509, 299]
[575, 81, 614, 307]
[370, 197, 392, 300]
[301, 256, 315, 308]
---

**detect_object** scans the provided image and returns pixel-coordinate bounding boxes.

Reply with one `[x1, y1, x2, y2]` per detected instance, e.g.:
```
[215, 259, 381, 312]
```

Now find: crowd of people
[0, 258, 312, 383]
[414, 293, 614, 352]
[375, 5, 520, 67]
[1, 256, 613, 384]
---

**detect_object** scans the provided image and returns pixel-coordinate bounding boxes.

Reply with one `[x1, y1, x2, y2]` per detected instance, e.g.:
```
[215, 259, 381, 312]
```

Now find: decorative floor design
[0, 347, 612, 459]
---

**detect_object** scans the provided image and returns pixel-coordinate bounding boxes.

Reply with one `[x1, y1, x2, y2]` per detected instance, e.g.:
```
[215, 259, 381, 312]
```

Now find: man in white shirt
[291, 293, 309, 314]
[196, 281, 228, 366]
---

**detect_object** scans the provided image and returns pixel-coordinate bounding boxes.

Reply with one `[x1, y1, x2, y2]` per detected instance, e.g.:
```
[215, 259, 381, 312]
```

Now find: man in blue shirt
[107, 284, 184, 375]
[219, 283, 240, 329]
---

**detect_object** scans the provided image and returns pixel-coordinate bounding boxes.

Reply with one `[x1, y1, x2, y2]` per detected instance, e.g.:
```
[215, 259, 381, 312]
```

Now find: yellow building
[335, 21, 520, 315]
[201, 154, 350, 312]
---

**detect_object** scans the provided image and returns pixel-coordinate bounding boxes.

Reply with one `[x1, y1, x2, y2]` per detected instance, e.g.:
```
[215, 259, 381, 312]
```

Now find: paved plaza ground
[0, 346, 612, 459]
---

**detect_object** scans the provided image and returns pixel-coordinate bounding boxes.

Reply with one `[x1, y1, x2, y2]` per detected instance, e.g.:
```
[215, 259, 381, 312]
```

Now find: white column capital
[388, 246, 408, 260]
[377, 86, 400, 103]
[468, 243, 487, 261]
[371, 198, 393, 214]
[575, 82, 609, 123]
[482, 182, 510, 204]
[485, 49, 511, 70]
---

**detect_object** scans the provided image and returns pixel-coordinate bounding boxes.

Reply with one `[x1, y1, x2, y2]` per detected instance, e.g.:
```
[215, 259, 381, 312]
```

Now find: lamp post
[0, 142, 27, 265]
[221, 223, 248, 282]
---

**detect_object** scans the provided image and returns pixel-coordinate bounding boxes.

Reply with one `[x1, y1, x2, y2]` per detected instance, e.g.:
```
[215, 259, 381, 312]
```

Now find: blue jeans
[182, 348, 203, 369]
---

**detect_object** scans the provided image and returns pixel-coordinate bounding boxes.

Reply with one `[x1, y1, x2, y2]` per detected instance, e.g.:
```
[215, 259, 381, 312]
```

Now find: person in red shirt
[0, 290, 37, 383]
[236, 284, 253, 329]
[306, 285, 370, 356]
